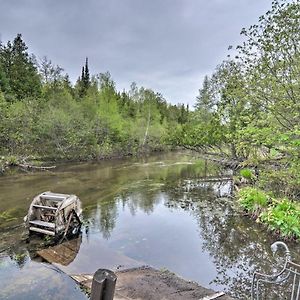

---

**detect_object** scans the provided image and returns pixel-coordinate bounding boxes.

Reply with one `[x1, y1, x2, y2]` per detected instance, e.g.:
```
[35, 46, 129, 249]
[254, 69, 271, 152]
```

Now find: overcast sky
[0, 0, 271, 106]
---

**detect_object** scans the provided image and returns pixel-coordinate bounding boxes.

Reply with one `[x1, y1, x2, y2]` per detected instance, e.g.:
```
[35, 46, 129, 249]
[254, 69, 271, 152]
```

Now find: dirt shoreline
[72, 266, 234, 300]
[37, 240, 234, 299]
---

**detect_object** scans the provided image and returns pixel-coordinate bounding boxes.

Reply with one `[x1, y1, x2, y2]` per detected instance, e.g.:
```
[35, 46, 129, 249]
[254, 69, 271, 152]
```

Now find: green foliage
[0, 209, 17, 222]
[6, 155, 18, 165]
[0, 34, 186, 162]
[257, 157, 300, 200]
[238, 186, 300, 240]
[238, 0, 300, 130]
[0, 89, 5, 104]
[168, 0, 300, 199]
[239, 168, 254, 180]
[259, 199, 300, 239]
[238, 187, 269, 213]
[0, 34, 41, 100]
[0, 63, 10, 94]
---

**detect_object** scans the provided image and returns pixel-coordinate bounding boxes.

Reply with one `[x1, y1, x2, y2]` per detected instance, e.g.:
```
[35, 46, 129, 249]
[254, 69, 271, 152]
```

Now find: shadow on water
[0, 239, 87, 300]
[1, 152, 300, 299]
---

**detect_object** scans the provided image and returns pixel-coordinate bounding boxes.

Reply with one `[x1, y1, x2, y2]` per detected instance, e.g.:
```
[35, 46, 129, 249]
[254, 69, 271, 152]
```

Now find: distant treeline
[0, 34, 189, 164]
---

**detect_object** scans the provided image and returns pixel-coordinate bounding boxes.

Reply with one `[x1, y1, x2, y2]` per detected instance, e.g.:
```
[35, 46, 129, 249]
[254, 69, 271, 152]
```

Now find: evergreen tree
[0, 62, 10, 94]
[63, 74, 73, 94]
[178, 104, 189, 124]
[0, 34, 41, 100]
[81, 66, 84, 82]
[76, 57, 90, 97]
[83, 57, 90, 89]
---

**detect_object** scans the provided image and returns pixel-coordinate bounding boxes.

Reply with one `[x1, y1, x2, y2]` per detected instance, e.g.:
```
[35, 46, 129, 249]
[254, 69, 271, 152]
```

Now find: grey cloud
[0, 0, 271, 105]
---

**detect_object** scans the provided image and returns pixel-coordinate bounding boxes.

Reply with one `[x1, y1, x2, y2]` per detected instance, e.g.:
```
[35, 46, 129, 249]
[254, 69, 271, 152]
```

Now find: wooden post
[91, 269, 117, 300]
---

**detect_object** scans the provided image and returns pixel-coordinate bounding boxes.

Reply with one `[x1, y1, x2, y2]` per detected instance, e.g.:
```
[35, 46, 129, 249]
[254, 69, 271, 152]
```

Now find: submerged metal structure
[252, 241, 300, 300]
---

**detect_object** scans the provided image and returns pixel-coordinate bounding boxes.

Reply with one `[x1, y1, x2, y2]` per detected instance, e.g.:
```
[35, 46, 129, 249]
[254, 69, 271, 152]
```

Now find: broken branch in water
[16, 163, 56, 171]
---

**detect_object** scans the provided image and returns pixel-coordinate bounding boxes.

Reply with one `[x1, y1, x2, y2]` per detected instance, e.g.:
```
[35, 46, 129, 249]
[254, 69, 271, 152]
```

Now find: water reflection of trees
[82, 158, 225, 207]
[86, 181, 162, 238]
[162, 180, 295, 299]
[83, 159, 300, 298]
[118, 182, 163, 215]
[87, 201, 118, 239]
[85, 159, 221, 238]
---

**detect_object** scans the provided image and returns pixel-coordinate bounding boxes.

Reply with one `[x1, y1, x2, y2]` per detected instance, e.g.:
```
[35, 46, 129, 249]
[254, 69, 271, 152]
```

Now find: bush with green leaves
[238, 187, 269, 214]
[240, 168, 255, 181]
[238, 187, 300, 240]
[259, 199, 300, 239]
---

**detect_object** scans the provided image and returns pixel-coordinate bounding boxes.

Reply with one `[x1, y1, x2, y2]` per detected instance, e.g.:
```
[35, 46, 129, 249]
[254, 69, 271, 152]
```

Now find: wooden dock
[37, 240, 234, 300]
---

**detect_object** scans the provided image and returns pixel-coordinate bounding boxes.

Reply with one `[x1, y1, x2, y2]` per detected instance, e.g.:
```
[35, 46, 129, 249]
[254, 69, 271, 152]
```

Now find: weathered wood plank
[29, 227, 55, 236]
[29, 220, 55, 228]
[40, 194, 66, 201]
[32, 204, 58, 210]
[37, 238, 82, 266]
[199, 292, 226, 300]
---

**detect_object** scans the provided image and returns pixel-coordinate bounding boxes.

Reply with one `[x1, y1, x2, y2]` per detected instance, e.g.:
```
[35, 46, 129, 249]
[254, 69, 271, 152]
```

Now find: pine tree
[81, 66, 84, 82]
[83, 57, 90, 89]
[0, 34, 41, 100]
[0, 62, 10, 94]
[77, 57, 90, 97]
[178, 104, 188, 124]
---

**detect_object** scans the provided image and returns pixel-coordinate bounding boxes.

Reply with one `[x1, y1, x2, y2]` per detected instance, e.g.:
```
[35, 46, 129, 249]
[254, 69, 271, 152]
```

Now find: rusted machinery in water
[24, 191, 82, 238]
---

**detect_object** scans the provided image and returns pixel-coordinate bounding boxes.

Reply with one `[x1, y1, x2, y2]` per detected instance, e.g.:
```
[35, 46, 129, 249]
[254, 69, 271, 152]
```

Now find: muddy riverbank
[73, 266, 234, 300]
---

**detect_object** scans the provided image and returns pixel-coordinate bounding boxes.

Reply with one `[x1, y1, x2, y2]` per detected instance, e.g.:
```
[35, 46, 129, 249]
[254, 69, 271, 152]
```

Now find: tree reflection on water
[2, 154, 300, 299]
[85, 162, 299, 299]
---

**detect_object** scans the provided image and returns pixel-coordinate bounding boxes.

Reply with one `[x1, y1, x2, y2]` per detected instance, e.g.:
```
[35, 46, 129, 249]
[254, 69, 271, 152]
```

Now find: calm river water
[0, 152, 299, 299]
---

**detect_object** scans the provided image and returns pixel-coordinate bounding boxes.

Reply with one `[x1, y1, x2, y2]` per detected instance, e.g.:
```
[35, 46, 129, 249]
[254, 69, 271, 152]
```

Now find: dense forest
[172, 0, 300, 239]
[0, 34, 189, 171]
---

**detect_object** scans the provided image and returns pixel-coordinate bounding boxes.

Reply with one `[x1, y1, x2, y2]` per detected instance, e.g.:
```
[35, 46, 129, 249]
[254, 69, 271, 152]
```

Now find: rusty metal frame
[251, 241, 300, 300]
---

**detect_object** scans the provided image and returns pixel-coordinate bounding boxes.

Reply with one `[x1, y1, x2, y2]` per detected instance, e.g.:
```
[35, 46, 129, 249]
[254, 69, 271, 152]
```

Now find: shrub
[238, 187, 269, 214]
[240, 168, 254, 181]
[259, 199, 300, 239]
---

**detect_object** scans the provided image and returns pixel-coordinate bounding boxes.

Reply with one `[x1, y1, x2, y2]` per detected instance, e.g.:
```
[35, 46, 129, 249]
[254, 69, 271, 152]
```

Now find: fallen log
[182, 146, 287, 170]
[17, 163, 56, 170]
[196, 154, 242, 169]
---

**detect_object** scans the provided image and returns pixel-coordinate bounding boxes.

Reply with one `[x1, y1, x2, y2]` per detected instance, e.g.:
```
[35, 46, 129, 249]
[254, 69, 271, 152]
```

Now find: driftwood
[0, 156, 56, 174]
[182, 146, 287, 170]
[189, 152, 242, 169]
[17, 163, 56, 171]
